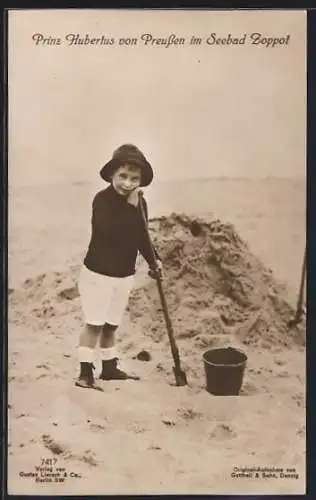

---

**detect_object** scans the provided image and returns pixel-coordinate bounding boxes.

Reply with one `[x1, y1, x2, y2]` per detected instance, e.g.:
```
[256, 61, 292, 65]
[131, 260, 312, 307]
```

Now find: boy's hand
[148, 260, 163, 280]
[127, 188, 140, 207]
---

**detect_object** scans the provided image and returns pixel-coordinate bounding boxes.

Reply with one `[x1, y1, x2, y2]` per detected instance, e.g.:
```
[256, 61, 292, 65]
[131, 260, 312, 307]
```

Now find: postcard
[7, 8, 306, 495]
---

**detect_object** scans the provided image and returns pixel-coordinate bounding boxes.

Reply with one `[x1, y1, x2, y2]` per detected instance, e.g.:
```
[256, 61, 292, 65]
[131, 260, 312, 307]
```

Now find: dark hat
[100, 144, 154, 187]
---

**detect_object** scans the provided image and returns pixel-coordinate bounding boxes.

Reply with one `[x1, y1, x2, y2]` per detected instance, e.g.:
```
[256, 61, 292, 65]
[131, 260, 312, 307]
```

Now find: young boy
[76, 144, 162, 390]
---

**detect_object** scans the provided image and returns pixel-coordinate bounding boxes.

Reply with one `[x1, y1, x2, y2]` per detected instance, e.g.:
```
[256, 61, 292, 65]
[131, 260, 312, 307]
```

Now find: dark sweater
[84, 185, 159, 277]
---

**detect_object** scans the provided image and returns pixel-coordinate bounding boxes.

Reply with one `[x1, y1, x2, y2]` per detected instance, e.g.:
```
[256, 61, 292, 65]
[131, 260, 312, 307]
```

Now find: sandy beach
[8, 177, 306, 495]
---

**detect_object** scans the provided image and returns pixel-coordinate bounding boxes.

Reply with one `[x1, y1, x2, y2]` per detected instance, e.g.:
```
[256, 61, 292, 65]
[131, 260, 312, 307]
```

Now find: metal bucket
[203, 347, 247, 396]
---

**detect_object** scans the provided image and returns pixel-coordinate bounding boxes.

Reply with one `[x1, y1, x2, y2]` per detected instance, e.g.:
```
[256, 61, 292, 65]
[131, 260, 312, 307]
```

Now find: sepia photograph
[7, 8, 306, 495]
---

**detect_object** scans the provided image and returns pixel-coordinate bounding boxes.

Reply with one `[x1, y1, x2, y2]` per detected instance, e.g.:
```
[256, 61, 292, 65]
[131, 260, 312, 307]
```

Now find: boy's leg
[99, 322, 117, 349]
[99, 323, 140, 380]
[76, 324, 103, 390]
[99, 276, 139, 381]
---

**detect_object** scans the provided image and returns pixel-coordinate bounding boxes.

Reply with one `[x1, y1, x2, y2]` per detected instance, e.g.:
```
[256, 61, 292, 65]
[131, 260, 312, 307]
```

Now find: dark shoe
[99, 358, 140, 381]
[75, 362, 104, 391]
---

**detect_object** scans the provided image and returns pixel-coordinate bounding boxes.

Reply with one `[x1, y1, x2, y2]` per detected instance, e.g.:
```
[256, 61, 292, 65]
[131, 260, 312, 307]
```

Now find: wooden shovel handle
[295, 246, 306, 322]
[138, 191, 182, 368]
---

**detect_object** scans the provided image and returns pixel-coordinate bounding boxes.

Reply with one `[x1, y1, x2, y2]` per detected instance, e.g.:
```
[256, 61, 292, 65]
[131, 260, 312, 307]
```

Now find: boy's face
[112, 164, 142, 196]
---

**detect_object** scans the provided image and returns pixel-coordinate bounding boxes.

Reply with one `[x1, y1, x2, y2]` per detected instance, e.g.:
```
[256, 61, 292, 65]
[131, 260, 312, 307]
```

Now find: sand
[8, 193, 306, 495]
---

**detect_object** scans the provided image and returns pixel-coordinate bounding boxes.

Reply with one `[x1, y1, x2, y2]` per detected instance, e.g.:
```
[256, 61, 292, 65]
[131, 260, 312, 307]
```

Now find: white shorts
[78, 265, 134, 326]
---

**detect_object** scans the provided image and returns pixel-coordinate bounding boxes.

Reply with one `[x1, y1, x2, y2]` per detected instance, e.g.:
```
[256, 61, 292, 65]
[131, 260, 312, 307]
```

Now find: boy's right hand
[127, 188, 140, 207]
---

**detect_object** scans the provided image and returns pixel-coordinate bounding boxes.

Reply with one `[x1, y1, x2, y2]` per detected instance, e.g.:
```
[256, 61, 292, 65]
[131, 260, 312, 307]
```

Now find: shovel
[138, 191, 188, 387]
[288, 246, 306, 328]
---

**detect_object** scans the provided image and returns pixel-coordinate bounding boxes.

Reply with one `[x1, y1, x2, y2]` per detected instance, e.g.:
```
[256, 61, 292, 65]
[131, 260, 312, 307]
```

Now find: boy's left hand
[148, 260, 163, 280]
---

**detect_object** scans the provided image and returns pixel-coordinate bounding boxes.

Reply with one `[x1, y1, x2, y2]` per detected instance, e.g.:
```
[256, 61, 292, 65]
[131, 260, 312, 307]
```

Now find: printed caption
[231, 466, 300, 480]
[18, 458, 81, 484]
[31, 32, 291, 49]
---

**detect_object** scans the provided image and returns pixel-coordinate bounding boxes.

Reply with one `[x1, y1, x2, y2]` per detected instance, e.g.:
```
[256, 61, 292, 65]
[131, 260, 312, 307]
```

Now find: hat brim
[100, 157, 153, 187]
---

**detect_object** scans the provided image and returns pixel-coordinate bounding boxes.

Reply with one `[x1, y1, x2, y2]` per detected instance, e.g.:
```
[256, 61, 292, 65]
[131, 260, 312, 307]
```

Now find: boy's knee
[102, 322, 118, 333]
[86, 323, 103, 334]
[100, 323, 118, 348]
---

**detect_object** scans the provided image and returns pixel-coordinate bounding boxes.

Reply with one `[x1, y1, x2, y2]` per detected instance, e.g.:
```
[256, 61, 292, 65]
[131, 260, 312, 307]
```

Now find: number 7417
[41, 458, 57, 466]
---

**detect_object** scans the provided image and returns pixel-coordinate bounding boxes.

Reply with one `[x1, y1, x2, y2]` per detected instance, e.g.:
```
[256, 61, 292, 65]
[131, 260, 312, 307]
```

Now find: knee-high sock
[100, 346, 118, 361]
[78, 346, 94, 363]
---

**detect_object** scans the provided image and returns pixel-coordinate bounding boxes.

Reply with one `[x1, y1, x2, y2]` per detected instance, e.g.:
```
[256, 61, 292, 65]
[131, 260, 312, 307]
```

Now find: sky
[8, 9, 306, 186]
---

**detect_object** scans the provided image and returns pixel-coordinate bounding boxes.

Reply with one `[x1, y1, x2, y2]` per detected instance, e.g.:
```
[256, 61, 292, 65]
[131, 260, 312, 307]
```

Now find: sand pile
[129, 214, 305, 347]
[9, 213, 305, 383]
